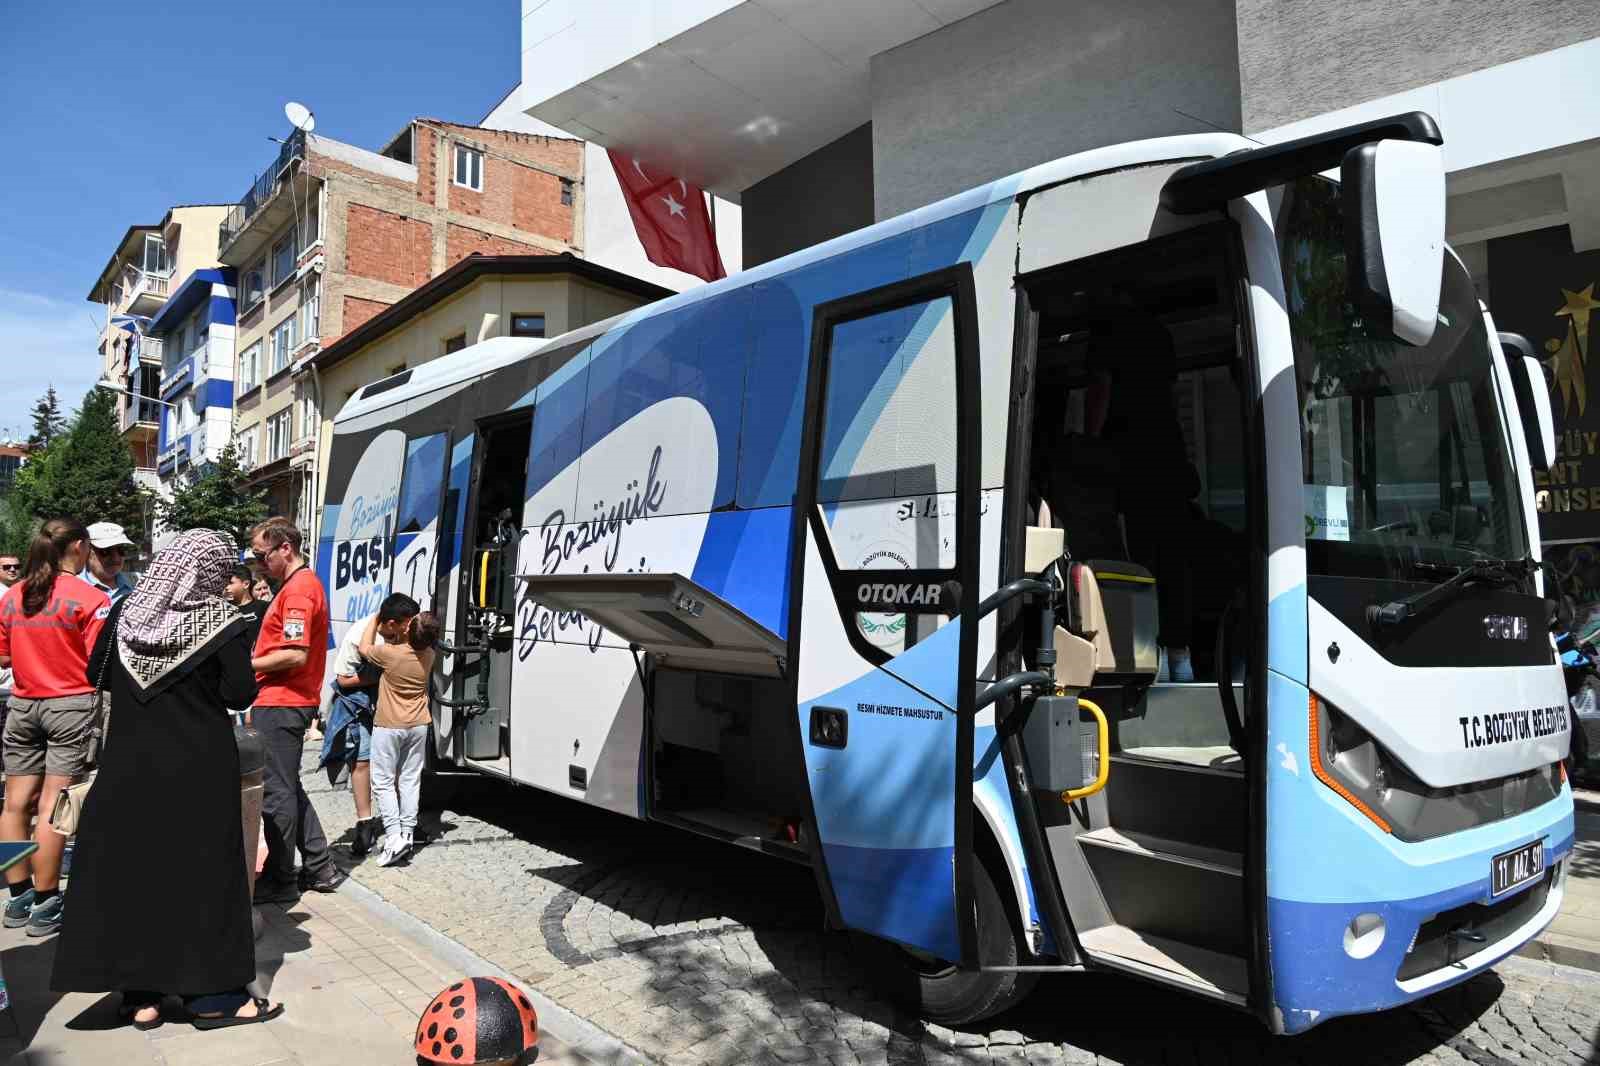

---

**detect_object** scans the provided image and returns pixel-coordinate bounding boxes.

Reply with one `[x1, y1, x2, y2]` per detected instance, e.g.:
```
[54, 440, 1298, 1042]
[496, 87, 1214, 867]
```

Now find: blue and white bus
[320, 112, 1573, 1033]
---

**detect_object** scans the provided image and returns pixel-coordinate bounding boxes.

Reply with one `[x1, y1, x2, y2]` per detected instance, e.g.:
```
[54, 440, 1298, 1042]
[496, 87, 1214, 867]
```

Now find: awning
[147, 268, 235, 336]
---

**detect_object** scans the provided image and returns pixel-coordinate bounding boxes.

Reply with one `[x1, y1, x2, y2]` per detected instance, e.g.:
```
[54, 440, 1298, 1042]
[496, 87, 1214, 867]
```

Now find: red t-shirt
[253, 565, 329, 707]
[0, 573, 111, 699]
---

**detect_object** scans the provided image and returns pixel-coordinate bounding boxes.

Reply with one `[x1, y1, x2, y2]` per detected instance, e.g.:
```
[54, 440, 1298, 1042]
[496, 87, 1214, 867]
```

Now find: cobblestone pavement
[301, 754, 1600, 1065]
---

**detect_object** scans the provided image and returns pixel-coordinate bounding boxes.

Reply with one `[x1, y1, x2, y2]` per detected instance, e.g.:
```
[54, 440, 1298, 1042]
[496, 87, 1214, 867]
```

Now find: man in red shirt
[248, 518, 343, 901]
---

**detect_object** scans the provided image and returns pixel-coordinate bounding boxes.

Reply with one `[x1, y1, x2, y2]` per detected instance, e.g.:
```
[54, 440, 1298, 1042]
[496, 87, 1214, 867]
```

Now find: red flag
[607, 149, 726, 282]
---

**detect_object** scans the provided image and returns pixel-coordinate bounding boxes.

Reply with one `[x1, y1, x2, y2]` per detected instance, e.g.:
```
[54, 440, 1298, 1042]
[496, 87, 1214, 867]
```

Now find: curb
[1517, 935, 1600, 975]
[336, 876, 652, 1065]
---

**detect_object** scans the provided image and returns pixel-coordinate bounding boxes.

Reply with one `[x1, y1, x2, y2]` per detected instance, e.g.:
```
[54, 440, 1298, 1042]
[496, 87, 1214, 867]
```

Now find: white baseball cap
[87, 522, 135, 549]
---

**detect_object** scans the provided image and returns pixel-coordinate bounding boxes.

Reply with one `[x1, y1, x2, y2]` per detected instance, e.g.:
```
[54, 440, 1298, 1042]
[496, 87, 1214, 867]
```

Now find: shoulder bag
[47, 626, 114, 837]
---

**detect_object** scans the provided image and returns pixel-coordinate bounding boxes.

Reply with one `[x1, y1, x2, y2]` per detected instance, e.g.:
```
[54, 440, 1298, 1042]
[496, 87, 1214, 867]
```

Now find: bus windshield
[1274, 176, 1529, 581]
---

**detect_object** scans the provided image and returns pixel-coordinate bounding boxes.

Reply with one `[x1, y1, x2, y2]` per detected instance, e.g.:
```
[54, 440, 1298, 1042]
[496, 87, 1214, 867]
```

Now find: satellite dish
[284, 101, 316, 133]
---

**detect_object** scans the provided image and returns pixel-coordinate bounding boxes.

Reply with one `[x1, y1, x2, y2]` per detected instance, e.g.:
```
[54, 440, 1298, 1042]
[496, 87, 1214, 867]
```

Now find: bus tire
[882, 859, 1035, 1025]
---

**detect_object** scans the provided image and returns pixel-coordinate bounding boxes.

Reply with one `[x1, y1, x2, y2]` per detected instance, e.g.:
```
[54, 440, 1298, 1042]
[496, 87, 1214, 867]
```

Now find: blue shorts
[351, 714, 372, 761]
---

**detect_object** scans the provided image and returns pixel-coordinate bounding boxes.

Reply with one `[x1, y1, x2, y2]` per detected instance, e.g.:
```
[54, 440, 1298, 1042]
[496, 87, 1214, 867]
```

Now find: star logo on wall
[1549, 282, 1599, 418]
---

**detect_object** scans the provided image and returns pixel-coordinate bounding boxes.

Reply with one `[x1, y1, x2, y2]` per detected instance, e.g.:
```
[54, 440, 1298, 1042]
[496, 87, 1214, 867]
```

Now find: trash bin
[236, 725, 266, 940]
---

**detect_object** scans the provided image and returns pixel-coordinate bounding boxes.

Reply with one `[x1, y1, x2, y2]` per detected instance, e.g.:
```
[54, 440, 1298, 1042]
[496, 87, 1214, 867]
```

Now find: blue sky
[0, 1, 519, 439]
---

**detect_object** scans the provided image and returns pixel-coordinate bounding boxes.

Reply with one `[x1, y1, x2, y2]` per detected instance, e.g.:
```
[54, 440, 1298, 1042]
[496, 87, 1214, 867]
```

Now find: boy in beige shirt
[358, 609, 440, 865]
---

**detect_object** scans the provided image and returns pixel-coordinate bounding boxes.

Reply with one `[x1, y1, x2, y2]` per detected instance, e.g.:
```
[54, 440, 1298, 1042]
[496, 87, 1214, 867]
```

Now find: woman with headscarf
[51, 529, 284, 1031]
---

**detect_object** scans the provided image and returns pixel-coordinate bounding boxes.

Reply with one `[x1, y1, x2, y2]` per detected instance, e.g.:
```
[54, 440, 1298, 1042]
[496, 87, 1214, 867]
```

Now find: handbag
[47, 626, 115, 837]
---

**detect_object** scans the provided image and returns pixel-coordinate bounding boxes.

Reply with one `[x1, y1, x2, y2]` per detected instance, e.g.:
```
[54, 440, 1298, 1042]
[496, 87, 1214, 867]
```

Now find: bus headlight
[1309, 693, 1394, 833]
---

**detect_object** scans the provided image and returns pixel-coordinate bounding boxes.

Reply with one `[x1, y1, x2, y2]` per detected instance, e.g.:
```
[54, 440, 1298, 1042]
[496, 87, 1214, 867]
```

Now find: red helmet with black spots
[415, 977, 538, 1065]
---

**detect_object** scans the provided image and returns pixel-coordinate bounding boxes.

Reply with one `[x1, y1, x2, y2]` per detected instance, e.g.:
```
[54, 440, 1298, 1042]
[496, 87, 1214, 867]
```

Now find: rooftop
[312, 252, 674, 370]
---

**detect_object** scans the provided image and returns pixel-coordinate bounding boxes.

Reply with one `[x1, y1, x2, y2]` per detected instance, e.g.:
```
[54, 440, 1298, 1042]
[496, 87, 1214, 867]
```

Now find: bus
[319, 111, 1573, 1034]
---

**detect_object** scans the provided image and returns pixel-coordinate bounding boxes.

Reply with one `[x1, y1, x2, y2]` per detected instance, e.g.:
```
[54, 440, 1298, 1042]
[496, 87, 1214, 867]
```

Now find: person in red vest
[247, 517, 344, 902]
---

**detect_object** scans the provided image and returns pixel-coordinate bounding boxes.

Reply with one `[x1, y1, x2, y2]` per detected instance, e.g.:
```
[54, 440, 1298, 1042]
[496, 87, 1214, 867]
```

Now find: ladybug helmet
[416, 977, 538, 1065]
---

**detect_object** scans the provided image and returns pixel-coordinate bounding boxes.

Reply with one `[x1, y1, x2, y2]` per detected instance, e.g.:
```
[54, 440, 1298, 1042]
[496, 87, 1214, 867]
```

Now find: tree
[21, 388, 148, 536]
[157, 441, 269, 549]
[27, 386, 66, 448]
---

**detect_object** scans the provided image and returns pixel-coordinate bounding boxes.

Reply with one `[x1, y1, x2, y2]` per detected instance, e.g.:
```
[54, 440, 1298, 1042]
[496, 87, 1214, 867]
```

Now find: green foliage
[157, 441, 269, 549]
[27, 386, 66, 448]
[16, 388, 150, 538]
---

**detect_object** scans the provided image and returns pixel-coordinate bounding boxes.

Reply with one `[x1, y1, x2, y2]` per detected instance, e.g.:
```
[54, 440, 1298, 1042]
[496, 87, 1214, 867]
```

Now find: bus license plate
[1490, 839, 1544, 897]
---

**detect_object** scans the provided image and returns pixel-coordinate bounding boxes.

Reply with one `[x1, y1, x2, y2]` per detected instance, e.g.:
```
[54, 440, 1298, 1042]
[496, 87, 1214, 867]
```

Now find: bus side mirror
[1341, 139, 1445, 347]
[1498, 331, 1557, 472]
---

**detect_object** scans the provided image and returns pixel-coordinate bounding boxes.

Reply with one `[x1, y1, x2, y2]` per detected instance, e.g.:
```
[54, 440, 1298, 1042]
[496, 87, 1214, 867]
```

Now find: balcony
[121, 269, 171, 317]
[133, 334, 164, 368]
[218, 128, 306, 264]
[119, 398, 161, 441]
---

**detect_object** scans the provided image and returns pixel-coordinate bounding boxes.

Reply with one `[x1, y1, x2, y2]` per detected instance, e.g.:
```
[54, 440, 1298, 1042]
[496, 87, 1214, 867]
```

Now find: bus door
[457, 413, 533, 764]
[789, 268, 983, 964]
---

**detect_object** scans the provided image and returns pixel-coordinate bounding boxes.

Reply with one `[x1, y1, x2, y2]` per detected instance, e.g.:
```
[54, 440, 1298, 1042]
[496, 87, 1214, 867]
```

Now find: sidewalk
[1521, 786, 1600, 972]
[0, 885, 595, 1066]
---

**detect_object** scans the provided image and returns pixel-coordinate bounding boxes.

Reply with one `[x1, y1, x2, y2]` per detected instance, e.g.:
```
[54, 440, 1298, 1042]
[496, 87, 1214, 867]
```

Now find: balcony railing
[133, 334, 163, 366]
[120, 398, 161, 432]
[123, 270, 170, 309]
[219, 127, 306, 251]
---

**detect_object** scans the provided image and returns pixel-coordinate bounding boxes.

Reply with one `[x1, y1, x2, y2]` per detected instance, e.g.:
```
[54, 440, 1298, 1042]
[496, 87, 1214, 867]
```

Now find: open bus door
[519, 266, 988, 978]
[785, 268, 985, 972]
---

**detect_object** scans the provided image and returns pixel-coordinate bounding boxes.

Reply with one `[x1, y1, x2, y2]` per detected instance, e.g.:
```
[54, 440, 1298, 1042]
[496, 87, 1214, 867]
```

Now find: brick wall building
[218, 118, 584, 531]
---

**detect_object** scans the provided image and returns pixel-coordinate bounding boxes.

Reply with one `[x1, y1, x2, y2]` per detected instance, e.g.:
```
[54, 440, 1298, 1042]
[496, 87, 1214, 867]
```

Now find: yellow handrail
[478, 550, 491, 608]
[1061, 697, 1110, 801]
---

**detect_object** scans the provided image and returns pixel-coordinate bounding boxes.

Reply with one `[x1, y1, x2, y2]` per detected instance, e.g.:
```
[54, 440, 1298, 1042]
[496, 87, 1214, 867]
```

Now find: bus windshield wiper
[1367, 556, 1533, 630]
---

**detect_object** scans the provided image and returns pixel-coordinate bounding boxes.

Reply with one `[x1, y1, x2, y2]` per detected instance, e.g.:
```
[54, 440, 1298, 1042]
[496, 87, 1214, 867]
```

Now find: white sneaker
[378, 841, 410, 867]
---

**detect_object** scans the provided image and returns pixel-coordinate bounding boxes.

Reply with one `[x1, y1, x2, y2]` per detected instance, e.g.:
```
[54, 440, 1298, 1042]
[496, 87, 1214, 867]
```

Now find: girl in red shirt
[0, 518, 110, 937]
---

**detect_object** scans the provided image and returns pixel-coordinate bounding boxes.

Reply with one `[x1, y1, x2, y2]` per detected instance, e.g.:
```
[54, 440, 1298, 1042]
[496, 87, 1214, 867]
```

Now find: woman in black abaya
[52, 529, 283, 1030]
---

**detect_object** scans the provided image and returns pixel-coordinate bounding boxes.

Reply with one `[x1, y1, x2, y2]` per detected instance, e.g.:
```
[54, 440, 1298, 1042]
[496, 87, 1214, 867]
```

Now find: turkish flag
[607, 149, 727, 282]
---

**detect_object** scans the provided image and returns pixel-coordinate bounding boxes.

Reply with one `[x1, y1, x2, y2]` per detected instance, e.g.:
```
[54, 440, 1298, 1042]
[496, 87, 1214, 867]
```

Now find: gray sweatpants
[370, 724, 428, 849]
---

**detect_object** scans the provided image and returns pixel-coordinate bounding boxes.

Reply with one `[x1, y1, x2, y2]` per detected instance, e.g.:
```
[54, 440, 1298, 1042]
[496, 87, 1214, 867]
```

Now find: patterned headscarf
[117, 528, 245, 689]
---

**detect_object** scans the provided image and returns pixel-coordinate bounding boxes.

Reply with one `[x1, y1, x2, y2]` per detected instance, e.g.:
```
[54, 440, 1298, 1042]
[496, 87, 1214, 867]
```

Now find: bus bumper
[1267, 793, 1575, 1035]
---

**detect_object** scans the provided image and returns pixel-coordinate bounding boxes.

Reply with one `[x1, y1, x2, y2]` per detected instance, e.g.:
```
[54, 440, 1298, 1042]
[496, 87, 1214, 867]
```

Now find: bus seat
[1057, 563, 1115, 688]
[1067, 560, 1158, 682]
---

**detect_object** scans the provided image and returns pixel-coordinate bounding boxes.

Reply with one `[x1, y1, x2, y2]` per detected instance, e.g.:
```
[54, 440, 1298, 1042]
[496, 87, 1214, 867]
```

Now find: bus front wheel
[874, 860, 1037, 1024]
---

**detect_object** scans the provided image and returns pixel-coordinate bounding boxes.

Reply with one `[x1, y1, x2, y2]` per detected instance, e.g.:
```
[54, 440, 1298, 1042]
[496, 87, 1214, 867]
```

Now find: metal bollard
[236, 725, 266, 940]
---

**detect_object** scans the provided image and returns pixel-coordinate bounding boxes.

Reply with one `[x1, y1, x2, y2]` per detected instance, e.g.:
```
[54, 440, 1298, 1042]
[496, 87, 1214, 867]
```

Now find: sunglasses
[0, 564, 17, 572]
[251, 543, 283, 563]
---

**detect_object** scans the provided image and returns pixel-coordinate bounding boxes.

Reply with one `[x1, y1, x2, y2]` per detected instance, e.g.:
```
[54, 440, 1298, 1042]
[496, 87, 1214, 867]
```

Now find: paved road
[303, 758, 1600, 1065]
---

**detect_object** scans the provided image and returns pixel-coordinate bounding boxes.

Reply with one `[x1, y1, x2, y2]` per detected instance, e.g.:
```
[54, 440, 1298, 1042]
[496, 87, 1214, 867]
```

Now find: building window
[271, 231, 296, 288]
[296, 384, 317, 441]
[270, 316, 298, 374]
[238, 340, 261, 392]
[443, 334, 466, 354]
[142, 235, 168, 276]
[560, 178, 573, 206]
[235, 427, 257, 469]
[242, 261, 265, 309]
[299, 276, 321, 345]
[510, 314, 545, 339]
[266, 410, 292, 462]
[302, 188, 322, 248]
[111, 280, 124, 308]
[453, 145, 483, 191]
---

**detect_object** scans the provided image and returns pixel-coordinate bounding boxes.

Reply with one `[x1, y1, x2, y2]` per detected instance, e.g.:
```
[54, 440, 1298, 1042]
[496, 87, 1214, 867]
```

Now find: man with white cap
[83, 523, 135, 605]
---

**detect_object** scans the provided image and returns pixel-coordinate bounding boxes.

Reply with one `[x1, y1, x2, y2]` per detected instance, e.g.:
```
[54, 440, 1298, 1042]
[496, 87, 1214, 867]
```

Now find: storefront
[1488, 225, 1600, 636]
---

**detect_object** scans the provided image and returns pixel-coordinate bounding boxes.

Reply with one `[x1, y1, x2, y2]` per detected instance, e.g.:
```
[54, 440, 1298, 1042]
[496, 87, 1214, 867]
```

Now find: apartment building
[218, 118, 585, 531]
[87, 205, 229, 492]
[143, 268, 238, 487]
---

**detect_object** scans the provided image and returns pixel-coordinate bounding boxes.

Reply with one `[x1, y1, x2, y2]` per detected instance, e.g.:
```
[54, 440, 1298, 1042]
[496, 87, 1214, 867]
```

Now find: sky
[0, 1, 520, 440]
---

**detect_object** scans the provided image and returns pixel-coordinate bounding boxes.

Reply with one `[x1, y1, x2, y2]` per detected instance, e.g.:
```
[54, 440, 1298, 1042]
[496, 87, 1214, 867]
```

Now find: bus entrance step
[1076, 827, 1246, 955]
[1077, 925, 1248, 1003]
[1078, 827, 1242, 875]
